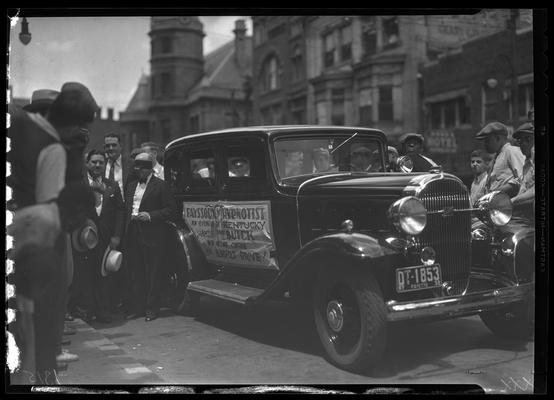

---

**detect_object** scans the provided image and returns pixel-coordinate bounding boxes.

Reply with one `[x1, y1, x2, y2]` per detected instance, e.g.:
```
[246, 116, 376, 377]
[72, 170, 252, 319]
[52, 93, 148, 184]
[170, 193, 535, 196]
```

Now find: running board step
[187, 279, 265, 304]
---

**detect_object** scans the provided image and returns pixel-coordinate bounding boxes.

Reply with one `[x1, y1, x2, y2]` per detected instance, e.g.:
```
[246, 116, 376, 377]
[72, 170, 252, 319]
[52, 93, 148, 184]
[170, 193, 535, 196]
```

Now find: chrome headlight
[388, 196, 427, 235]
[396, 155, 413, 173]
[474, 191, 512, 226]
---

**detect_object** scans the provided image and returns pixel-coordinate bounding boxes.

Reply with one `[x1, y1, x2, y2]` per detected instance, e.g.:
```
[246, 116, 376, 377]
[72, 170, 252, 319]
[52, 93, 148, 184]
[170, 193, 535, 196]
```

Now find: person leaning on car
[475, 122, 525, 198]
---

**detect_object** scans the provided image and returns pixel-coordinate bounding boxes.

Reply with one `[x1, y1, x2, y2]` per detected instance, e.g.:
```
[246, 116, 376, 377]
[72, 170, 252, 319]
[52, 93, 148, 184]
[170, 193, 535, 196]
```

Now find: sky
[8, 16, 253, 118]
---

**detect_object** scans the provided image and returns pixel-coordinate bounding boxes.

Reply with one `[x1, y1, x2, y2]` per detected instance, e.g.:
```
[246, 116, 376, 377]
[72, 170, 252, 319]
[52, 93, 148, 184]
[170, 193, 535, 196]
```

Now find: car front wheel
[312, 268, 387, 373]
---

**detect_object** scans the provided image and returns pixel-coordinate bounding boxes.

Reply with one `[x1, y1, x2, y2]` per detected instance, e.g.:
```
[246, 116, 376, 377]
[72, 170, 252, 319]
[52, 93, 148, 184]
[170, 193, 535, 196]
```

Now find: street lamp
[19, 17, 31, 45]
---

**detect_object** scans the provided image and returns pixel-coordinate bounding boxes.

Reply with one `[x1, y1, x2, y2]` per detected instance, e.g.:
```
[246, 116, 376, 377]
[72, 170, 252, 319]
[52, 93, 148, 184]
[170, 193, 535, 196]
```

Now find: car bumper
[385, 279, 534, 323]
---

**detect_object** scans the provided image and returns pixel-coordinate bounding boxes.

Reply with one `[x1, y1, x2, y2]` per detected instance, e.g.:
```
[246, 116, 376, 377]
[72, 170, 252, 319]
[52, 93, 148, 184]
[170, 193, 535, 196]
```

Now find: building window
[482, 85, 499, 124]
[361, 16, 377, 57]
[430, 97, 471, 129]
[290, 20, 303, 38]
[254, 22, 267, 46]
[378, 86, 393, 121]
[518, 82, 533, 119]
[268, 23, 285, 39]
[289, 97, 306, 124]
[161, 37, 172, 53]
[382, 17, 399, 49]
[160, 119, 171, 144]
[331, 89, 345, 125]
[260, 55, 280, 93]
[323, 32, 335, 68]
[161, 73, 172, 96]
[260, 104, 283, 125]
[189, 115, 199, 134]
[151, 75, 156, 99]
[340, 25, 352, 61]
[359, 88, 373, 126]
[291, 45, 303, 81]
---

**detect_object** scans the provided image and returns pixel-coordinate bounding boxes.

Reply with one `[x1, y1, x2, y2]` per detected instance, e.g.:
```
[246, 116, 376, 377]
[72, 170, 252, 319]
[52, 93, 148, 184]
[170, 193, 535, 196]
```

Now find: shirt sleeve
[506, 146, 525, 186]
[35, 143, 67, 203]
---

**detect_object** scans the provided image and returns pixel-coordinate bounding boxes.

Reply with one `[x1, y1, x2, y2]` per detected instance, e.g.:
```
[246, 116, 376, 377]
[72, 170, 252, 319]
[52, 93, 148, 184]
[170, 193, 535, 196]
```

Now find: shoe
[124, 312, 144, 320]
[56, 349, 79, 363]
[61, 338, 71, 346]
[145, 311, 158, 322]
[64, 313, 74, 322]
[63, 325, 77, 335]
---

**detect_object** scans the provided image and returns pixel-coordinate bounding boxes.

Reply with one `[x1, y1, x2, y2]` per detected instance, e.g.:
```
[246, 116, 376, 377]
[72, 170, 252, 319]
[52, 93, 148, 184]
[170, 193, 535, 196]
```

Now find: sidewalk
[57, 318, 165, 385]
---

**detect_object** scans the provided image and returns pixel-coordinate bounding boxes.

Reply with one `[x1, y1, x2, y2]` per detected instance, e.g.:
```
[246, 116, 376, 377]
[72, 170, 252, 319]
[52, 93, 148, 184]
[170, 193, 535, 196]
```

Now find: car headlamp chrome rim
[474, 191, 513, 226]
[388, 196, 427, 235]
[396, 155, 413, 173]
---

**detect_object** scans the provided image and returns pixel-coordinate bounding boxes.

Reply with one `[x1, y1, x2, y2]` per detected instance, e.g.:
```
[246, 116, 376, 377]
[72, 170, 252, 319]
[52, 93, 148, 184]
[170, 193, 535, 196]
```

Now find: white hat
[101, 247, 123, 277]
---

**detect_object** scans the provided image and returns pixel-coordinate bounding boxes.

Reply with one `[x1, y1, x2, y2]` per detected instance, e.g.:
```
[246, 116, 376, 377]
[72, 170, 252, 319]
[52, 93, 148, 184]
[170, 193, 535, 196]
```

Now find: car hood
[296, 172, 448, 198]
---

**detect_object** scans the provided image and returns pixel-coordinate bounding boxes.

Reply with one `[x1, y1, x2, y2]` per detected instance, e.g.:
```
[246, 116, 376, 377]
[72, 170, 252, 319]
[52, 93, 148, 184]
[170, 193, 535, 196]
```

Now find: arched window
[291, 45, 303, 81]
[260, 55, 280, 93]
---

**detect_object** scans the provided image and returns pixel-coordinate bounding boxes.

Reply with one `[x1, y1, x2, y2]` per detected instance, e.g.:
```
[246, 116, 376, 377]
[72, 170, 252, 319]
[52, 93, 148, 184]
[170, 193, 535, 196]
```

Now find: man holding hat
[510, 122, 535, 227]
[70, 149, 124, 323]
[475, 122, 525, 198]
[398, 133, 438, 172]
[124, 153, 177, 322]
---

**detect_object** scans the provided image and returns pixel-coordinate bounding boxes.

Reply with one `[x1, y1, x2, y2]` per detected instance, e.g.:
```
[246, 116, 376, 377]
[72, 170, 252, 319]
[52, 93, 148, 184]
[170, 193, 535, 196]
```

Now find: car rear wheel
[480, 298, 534, 340]
[313, 268, 387, 373]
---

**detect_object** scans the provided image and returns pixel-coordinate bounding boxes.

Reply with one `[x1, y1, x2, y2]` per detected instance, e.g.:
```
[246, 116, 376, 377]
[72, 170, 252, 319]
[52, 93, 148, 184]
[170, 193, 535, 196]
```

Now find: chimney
[233, 19, 248, 71]
[107, 108, 114, 120]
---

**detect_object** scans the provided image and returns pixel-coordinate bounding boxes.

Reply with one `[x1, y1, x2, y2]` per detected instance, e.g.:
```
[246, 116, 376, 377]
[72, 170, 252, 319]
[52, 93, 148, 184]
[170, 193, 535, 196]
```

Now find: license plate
[396, 264, 442, 293]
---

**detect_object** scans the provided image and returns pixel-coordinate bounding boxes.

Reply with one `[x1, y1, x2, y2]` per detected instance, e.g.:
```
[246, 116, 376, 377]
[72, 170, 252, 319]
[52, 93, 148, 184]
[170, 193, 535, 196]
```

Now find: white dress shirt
[132, 173, 153, 216]
[105, 154, 124, 198]
[88, 173, 103, 216]
[153, 162, 164, 180]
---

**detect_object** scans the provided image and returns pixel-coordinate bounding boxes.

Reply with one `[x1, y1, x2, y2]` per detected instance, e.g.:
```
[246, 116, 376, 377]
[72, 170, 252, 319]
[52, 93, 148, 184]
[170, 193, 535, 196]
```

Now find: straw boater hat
[101, 247, 123, 277]
[23, 89, 59, 113]
[71, 218, 99, 252]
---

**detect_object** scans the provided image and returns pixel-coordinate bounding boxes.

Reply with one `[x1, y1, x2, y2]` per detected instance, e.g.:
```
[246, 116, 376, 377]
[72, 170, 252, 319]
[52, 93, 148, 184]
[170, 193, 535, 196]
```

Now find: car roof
[165, 125, 386, 150]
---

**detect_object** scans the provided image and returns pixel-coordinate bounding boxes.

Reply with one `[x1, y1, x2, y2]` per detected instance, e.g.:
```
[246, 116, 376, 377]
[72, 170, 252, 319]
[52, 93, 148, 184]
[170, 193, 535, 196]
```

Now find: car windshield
[273, 134, 385, 184]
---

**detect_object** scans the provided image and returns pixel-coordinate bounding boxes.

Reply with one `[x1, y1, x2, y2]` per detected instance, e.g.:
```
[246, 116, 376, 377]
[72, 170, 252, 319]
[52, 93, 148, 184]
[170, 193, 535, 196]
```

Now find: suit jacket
[125, 176, 177, 247]
[86, 176, 125, 244]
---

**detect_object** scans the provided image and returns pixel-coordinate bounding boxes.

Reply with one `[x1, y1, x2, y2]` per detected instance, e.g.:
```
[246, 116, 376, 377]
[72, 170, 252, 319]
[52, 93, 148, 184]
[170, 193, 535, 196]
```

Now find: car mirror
[396, 155, 413, 173]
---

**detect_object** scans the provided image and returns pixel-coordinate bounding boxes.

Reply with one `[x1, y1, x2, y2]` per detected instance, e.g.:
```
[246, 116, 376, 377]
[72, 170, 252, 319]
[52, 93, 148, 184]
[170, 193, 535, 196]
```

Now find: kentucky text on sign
[183, 201, 278, 269]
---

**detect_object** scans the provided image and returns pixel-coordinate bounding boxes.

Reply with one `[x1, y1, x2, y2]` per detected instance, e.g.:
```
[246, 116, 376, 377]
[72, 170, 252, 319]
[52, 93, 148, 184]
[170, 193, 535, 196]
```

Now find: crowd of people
[7, 82, 535, 384]
[7, 84, 184, 384]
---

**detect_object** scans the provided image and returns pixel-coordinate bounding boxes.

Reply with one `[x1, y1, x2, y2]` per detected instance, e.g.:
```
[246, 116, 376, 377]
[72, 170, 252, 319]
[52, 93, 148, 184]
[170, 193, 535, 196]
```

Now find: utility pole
[509, 9, 519, 125]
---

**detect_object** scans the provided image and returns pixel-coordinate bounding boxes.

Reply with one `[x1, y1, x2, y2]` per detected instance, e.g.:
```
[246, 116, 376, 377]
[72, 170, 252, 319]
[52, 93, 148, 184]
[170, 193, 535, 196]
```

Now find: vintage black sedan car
[163, 125, 535, 373]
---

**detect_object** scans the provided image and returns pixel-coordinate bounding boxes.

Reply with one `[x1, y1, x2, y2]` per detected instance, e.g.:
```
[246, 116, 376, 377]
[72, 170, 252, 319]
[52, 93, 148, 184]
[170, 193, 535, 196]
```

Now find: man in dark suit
[124, 153, 177, 322]
[70, 150, 124, 323]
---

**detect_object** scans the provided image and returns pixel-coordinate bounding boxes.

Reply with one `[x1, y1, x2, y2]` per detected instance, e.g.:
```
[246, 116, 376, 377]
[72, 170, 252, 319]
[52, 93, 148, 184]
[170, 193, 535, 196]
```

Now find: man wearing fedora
[398, 133, 438, 172]
[124, 153, 177, 322]
[70, 149, 124, 323]
[475, 122, 525, 198]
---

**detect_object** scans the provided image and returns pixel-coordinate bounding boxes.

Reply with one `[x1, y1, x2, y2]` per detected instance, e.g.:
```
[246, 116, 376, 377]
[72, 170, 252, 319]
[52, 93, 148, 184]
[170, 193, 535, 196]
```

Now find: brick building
[421, 24, 533, 182]
[251, 11, 515, 144]
[119, 17, 253, 155]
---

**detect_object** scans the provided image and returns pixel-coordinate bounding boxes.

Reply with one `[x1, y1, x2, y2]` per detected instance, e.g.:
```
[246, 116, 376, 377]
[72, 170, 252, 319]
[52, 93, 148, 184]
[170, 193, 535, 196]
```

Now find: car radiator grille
[416, 179, 472, 296]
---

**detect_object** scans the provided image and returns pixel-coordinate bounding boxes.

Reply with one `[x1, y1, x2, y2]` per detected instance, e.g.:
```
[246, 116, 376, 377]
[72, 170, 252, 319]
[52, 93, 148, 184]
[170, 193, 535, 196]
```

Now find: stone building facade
[119, 17, 253, 156]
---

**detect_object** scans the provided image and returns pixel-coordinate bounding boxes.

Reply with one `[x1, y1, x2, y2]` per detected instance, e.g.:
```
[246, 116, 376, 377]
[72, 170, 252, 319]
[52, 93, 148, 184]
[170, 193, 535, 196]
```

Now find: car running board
[187, 279, 265, 305]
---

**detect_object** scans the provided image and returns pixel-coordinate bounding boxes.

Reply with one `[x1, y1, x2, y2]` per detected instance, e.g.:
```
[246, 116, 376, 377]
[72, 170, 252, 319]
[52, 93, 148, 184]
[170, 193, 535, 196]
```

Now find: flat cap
[475, 122, 508, 140]
[513, 122, 534, 139]
[399, 133, 424, 144]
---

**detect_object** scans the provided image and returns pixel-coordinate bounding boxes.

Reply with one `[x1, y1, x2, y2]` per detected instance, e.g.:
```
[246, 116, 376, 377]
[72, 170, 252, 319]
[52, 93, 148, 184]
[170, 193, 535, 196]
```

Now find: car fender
[513, 227, 535, 283]
[256, 231, 399, 302]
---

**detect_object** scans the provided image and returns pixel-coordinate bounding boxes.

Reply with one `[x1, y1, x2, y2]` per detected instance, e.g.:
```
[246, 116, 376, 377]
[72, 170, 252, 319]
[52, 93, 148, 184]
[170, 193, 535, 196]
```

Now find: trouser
[127, 223, 164, 315]
[70, 241, 111, 317]
[55, 234, 72, 355]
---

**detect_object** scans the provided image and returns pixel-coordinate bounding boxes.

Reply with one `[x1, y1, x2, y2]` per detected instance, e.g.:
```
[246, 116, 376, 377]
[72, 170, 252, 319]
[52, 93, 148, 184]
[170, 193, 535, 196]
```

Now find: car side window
[222, 138, 268, 191]
[164, 147, 187, 193]
[187, 148, 217, 191]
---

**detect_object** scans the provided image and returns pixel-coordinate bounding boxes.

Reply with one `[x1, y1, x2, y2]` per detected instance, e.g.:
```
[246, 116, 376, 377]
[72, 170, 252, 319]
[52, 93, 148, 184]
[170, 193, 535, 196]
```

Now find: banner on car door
[183, 201, 278, 269]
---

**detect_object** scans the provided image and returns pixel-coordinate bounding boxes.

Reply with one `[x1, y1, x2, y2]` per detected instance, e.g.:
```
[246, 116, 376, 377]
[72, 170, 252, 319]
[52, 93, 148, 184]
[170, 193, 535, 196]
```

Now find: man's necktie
[109, 160, 115, 182]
